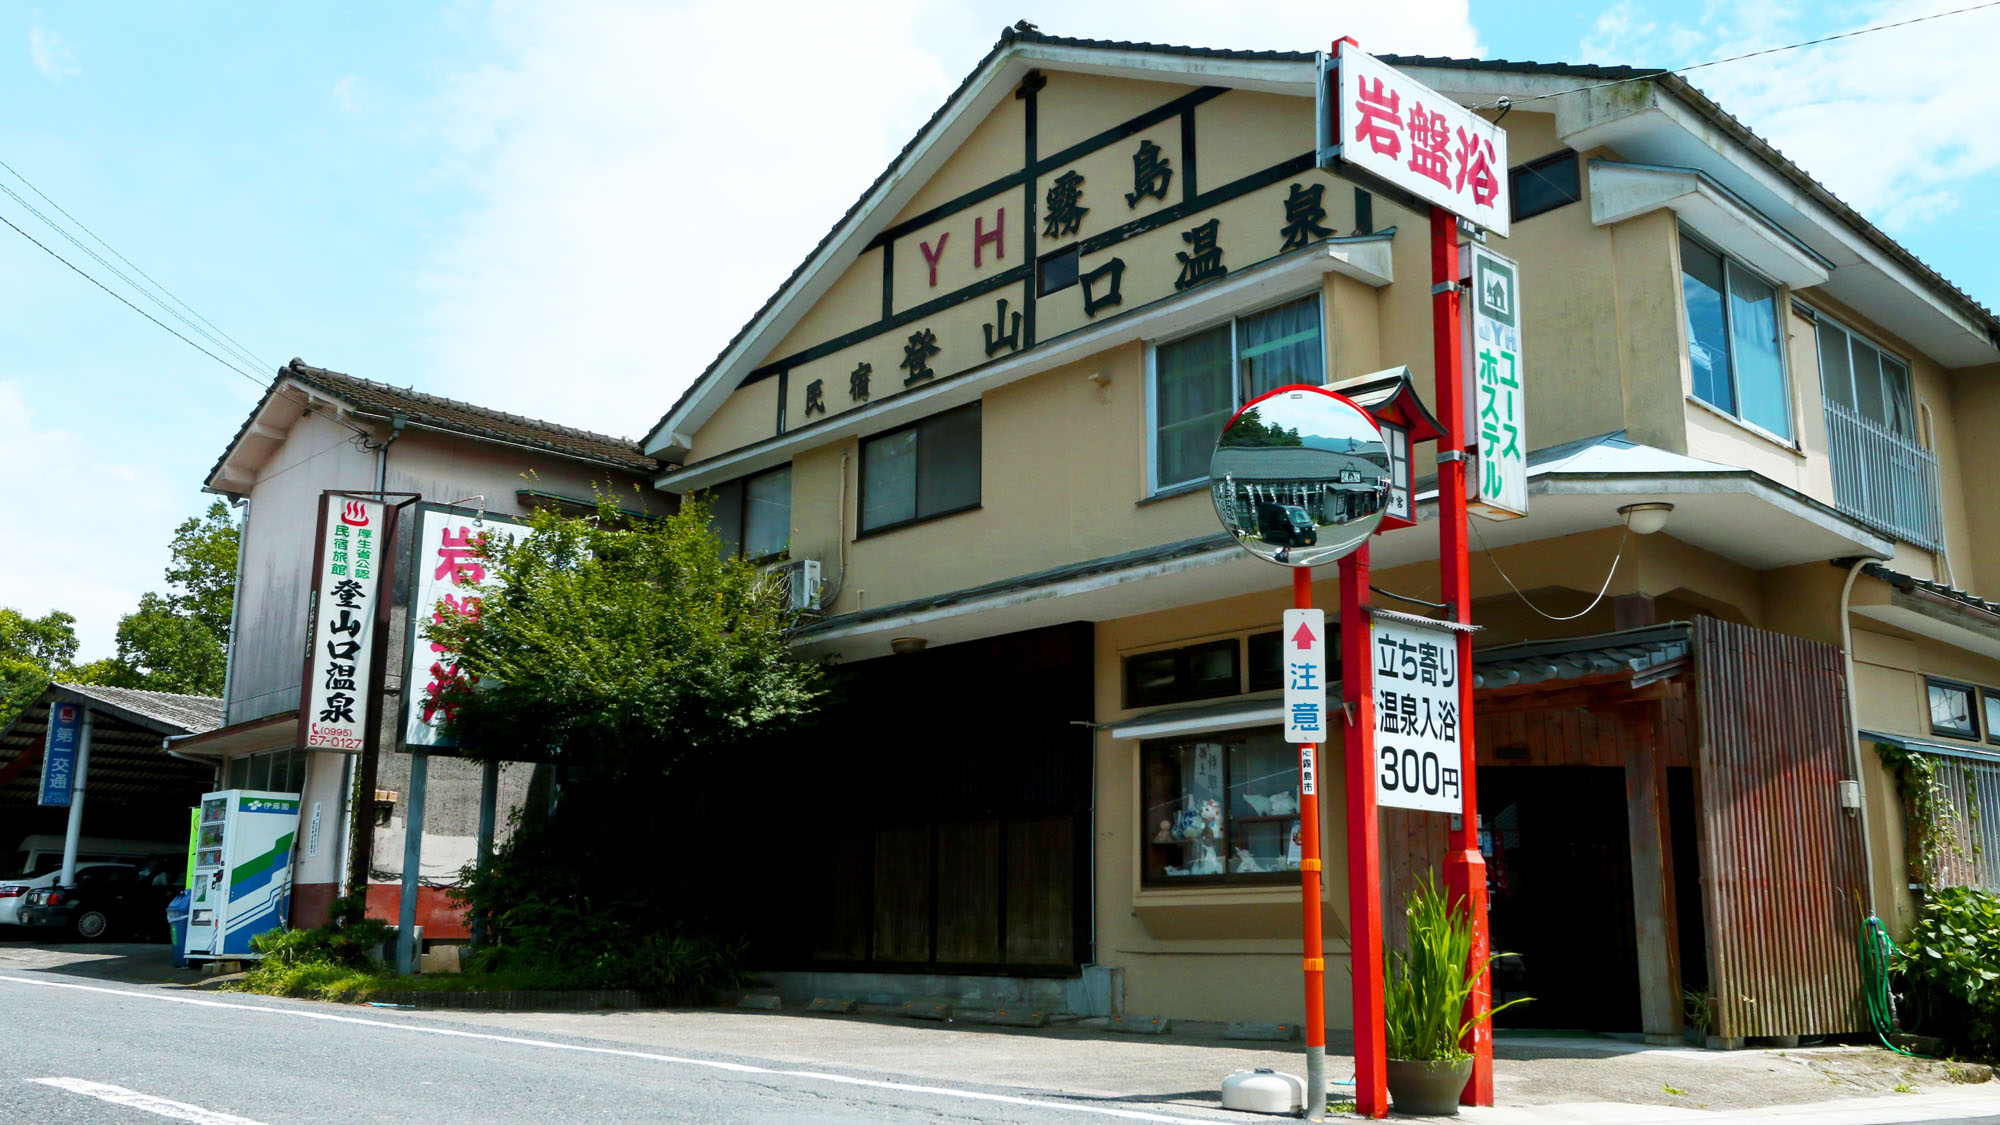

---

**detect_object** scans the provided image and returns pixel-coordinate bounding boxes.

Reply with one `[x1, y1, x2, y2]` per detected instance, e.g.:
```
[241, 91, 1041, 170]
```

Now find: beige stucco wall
[663, 60, 2000, 1014]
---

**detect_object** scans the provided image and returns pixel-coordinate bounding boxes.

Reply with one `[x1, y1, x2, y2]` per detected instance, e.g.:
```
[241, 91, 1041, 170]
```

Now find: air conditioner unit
[770, 558, 823, 614]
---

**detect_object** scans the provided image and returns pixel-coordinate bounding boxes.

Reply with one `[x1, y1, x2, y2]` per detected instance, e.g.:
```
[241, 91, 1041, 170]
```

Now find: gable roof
[207, 360, 657, 493]
[645, 28, 2000, 461]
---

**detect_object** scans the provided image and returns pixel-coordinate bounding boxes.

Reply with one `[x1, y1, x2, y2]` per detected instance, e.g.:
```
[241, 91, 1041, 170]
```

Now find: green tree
[426, 498, 820, 779]
[85, 499, 239, 696]
[426, 498, 823, 952]
[163, 500, 240, 639]
[0, 608, 82, 726]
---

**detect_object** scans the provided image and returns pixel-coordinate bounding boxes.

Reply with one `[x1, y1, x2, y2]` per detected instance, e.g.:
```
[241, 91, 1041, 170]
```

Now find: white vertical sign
[302, 495, 385, 751]
[1326, 46, 1510, 236]
[1282, 609, 1329, 756]
[1468, 243, 1528, 519]
[403, 508, 530, 749]
[1371, 617, 1463, 814]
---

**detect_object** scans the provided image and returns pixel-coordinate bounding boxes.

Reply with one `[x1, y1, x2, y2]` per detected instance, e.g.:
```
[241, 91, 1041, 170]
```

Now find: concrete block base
[807, 997, 859, 1014]
[737, 993, 783, 1010]
[1223, 1020, 1300, 1042]
[1107, 1014, 1171, 1035]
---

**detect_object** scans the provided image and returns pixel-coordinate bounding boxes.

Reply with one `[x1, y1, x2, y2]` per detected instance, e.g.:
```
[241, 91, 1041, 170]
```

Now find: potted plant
[1382, 876, 1528, 1116]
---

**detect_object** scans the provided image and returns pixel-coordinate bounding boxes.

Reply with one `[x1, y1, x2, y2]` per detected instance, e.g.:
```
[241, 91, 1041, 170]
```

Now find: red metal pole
[1431, 204, 1493, 1105]
[1293, 565, 1331, 1118]
[1339, 549, 1386, 1118]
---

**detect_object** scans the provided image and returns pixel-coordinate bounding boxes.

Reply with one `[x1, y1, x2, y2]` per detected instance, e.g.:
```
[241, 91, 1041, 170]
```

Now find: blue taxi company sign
[39, 703, 82, 807]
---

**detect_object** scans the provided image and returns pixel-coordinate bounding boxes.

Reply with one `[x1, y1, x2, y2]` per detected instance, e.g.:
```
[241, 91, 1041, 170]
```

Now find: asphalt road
[0, 971, 1245, 1124]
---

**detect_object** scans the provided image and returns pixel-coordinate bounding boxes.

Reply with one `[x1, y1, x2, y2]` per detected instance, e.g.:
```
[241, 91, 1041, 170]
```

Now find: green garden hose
[1860, 915, 1924, 1057]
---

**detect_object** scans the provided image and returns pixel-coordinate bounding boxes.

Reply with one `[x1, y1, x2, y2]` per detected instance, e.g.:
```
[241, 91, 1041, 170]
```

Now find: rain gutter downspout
[218, 496, 250, 718]
[1839, 557, 1879, 919]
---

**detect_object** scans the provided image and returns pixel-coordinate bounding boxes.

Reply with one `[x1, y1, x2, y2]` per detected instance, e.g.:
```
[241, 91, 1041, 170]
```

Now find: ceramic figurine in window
[1199, 797, 1223, 838]
[1232, 847, 1265, 874]
[1191, 836, 1224, 875]
[1173, 806, 1203, 841]
[1268, 791, 1297, 816]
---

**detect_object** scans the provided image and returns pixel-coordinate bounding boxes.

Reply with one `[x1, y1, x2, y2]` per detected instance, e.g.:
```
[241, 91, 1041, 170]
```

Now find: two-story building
[174, 360, 656, 935]
[640, 29, 2000, 1043]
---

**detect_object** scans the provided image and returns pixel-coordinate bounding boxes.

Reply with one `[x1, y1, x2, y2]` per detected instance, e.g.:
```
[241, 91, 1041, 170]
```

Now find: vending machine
[184, 789, 300, 963]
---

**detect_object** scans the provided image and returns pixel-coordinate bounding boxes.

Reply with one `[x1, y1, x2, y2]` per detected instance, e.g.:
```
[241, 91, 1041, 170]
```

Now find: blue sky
[3, 0, 1996, 659]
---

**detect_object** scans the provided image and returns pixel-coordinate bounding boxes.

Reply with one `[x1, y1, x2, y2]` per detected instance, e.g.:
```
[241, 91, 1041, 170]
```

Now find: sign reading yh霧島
[1468, 243, 1527, 518]
[1372, 616, 1463, 814]
[39, 702, 81, 807]
[401, 507, 529, 751]
[300, 494, 386, 751]
[1320, 45, 1510, 237]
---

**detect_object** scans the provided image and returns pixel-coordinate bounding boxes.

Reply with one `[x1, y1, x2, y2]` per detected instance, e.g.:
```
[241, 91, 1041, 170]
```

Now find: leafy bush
[250, 895, 393, 968]
[1897, 886, 2000, 1059]
[1384, 876, 1527, 1061]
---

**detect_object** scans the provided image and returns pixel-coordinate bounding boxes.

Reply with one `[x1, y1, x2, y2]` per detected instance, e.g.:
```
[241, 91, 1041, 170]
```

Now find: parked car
[18, 865, 178, 941]
[0, 863, 137, 927]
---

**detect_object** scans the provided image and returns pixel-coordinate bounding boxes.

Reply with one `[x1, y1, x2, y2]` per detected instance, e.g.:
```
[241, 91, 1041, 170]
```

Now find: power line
[1469, 0, 2000, 109]
[0, 158, 274, 375]
[0, 178, 269, 377]
[0, 208, 270, 384]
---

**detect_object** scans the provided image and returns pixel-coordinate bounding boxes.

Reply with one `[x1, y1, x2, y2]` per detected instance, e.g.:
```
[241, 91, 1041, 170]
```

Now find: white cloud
[28, 26, 79, 83]
[1577, 0, 2000, 234]
[414, 0, 1482, 439]
[332, 75, 363, 113]
[0, 382, 181, 660]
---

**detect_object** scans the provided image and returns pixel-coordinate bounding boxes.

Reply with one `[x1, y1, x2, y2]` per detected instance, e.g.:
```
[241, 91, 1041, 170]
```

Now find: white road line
[27, 1077, 270, 1125]
[1, 976, 1222, 1124]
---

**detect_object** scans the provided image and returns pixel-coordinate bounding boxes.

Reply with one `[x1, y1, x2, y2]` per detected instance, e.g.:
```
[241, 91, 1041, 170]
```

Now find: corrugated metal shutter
[1693, 618, 1867, 1038]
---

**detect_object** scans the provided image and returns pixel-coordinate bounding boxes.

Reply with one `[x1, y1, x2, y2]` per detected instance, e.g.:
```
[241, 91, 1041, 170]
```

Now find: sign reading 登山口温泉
[1468, 243, 1527, 519]
[39, 702, 81, 806]
[1371, 616, 1462, 814]
[1282, 609, 1329, 771]
[300, 495, 386, 751]
[402, 507, 529, 751]
[1321, 45, 1510, 237]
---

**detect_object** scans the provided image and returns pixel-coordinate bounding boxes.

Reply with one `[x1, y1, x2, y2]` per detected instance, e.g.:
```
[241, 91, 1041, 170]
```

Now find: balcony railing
[1824, 400, 1943, 551]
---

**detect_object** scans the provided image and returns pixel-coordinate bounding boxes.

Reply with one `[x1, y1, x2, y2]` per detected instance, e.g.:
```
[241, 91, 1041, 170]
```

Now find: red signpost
[1337, 549, 1385, 1117]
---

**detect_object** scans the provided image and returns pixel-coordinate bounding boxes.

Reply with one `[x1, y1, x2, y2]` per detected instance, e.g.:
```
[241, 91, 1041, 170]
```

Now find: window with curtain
[859, 402, 982, 534]
[1815, 317, 1914, 438]
[703, 465, 793, 560]
[1151, 295, 1324, 490]
[1680, 233, 1792, 439]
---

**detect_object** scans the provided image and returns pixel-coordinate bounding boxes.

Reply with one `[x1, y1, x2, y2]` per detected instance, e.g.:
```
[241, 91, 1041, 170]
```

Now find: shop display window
[1142, 731, 1301, 886]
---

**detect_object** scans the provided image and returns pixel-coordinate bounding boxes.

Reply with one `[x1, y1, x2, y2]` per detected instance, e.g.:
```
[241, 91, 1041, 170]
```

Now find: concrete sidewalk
[5, 938, 1994, 1122]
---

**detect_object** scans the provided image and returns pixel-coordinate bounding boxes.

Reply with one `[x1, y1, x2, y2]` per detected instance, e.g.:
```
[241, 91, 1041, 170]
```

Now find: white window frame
[1678, 227, 1797, 445]
[1144, 291, 1326, 495]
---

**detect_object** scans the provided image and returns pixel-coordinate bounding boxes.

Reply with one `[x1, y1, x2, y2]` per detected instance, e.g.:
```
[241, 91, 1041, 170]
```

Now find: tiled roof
[1472, 623, 1692, 690]
[48, 683, 224, 734]
[283, 361, 658, 473]
[1861, 562, 2000, 619]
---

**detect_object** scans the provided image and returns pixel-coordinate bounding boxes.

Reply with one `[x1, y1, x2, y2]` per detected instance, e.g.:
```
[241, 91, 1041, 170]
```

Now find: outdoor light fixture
[1619, 502, 1674, 535]
[889, 636, 928, 655]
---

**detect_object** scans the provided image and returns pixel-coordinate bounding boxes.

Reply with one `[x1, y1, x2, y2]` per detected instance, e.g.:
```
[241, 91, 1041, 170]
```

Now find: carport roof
[0, 684, 221, 808]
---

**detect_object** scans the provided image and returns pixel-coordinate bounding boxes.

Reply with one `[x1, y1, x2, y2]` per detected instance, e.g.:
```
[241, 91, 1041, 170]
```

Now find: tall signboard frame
[1317, 38, 1507, 1116]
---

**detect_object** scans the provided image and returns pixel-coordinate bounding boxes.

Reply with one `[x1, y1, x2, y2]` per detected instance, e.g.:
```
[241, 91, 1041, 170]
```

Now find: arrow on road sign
[1292, 621, 1318, 650]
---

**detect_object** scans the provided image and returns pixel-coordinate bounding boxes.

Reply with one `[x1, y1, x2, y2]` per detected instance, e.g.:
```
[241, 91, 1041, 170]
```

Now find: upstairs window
[707, 465, 792, 560]
[1681, 233, 1792, 440]
[1151, 295, 1324, 490]
[859, 403, 981, 535]
[1928, 678, 1978, 741]
[1509, 151, 1581, 223]
[1815, 316, 1914, 439]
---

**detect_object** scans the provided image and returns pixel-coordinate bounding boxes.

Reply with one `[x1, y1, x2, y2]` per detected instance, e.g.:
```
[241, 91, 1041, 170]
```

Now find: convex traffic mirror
[1210, 385, 1391, 567]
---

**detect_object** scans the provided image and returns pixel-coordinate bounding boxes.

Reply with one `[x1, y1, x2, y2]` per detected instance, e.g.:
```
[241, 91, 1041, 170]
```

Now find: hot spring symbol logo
[340, 500, 370, 527]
